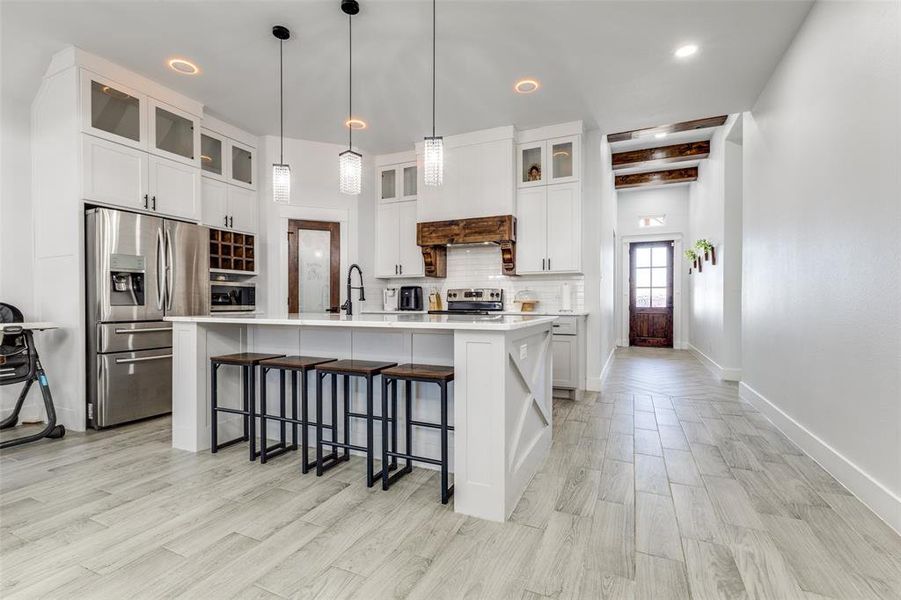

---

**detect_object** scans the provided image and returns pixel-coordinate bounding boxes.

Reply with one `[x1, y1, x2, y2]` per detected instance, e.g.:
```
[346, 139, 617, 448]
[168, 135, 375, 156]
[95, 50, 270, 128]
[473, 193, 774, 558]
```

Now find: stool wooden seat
[381, 364, 455, 503]
[314, 359, 398, 486]
[257, 356, 337, 471]
[317, 359, 398, 376]
[380, 363, 455, 382]
[210, 353, 285, 461]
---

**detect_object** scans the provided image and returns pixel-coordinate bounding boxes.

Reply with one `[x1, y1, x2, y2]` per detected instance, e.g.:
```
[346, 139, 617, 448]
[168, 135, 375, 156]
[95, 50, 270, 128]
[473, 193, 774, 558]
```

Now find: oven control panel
[446, 288, 503, 302]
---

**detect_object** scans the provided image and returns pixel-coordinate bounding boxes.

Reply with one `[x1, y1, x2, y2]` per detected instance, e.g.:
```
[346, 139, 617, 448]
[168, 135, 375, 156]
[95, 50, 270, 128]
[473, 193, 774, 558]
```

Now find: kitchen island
[165, 312, 555, 521]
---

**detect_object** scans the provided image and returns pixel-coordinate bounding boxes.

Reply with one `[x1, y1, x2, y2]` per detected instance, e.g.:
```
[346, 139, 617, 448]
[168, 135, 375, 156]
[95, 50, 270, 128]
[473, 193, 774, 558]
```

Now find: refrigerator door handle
[155, 228, 165, 310]
[165, 228, 174, 311]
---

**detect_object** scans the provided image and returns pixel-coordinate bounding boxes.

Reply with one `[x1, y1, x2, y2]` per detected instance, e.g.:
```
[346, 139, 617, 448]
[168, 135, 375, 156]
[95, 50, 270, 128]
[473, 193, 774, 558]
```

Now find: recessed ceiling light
[168, 58, 199, 75]
[674, 44, 698, 59]
[654, 132, 668, 139]
[345, 118, 367, 130]
[514, 78, 540, 94]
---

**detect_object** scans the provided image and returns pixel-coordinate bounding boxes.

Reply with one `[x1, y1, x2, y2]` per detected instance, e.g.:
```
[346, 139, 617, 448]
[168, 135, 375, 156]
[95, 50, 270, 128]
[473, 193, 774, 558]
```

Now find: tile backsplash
[365, 245, 585, 312]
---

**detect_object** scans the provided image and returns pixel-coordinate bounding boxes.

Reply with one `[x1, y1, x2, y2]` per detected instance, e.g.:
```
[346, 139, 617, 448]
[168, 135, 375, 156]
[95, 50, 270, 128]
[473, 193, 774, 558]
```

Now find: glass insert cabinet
[81, 70, 201, 167]
[517, 135, 580, 187]
[378, 162, 417, 203]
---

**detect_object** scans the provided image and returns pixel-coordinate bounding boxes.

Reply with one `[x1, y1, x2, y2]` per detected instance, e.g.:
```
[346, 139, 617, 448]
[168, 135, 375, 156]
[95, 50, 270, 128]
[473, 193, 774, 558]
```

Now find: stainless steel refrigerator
[86, 207, 209, 429]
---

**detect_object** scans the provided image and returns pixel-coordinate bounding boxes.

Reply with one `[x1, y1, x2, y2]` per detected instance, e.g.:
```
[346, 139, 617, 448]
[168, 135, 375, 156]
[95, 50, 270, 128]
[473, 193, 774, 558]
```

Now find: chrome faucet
[341, 264, 365, 316]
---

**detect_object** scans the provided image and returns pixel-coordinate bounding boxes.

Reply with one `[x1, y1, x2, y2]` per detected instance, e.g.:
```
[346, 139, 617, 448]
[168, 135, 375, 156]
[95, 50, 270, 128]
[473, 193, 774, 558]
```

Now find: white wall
[741, 0, 900, 532]
[615, 184, 691, 348]
[258, 135, 373, 315]
[688, 116, 743, 379]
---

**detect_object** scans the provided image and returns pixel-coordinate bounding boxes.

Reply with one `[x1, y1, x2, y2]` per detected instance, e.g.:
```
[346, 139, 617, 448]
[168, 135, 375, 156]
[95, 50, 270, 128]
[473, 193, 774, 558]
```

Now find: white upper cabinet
[229, 140, 255, 190]
[82, 135, 148, 210]
[547, 135, 580, 184]
[375, 200, 423, 278]
[81, 71, 147, 151]
[201, 177, 257, 234]
[397, 200, 423, 277]
[148, 155, 200, 221]
[517, 140, 546, 188]
[201, 177, 228, 228]
[516, 181, 581, 274]
[378, 162, 416, 204]
[227, 185, 257, 234]
[200, 130, 227, 181]
[149, 99, 200, 167]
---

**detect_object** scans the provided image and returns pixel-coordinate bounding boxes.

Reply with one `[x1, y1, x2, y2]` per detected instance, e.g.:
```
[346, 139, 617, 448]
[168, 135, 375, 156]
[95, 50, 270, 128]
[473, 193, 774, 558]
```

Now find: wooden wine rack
[209, 229, 255, 272]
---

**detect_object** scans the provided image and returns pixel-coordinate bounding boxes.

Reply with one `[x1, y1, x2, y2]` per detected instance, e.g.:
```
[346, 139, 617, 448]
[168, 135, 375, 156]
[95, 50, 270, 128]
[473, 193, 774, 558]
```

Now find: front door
[287, 220, 340, 313]
[629, 241, 674, 347]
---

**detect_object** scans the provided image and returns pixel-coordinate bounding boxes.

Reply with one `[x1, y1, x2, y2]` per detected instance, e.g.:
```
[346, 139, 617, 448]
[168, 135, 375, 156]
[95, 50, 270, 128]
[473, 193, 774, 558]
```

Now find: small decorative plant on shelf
[684, 249, 699, 273]
[695, 239, 716, 265]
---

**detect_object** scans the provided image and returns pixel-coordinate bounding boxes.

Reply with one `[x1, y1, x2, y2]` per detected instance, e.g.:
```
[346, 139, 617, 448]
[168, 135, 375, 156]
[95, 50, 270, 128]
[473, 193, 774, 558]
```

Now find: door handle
[115, 354, 172, 364]
[399, 264, 403, 275]
[114, 327, 172, 334]
[224, 215, 229, 227]
[164, 229, 174, 311]
[151, 196, 157, 211]
[542, 258, 545, 271]
[144, 194, 149, 209]
[547, 258, 551, 270]
[155, 228, 165, 310]
[229, 216, 233, 228]
[395, 265, 398, 275]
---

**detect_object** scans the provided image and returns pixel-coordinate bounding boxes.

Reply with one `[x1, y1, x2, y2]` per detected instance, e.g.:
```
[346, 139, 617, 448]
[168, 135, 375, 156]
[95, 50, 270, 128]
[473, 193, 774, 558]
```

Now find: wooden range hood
[416, 215, 516, 278]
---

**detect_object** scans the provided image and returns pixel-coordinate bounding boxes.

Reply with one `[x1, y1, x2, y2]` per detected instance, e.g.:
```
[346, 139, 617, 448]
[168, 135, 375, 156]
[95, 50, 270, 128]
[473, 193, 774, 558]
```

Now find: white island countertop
[165, 311, 557, 331]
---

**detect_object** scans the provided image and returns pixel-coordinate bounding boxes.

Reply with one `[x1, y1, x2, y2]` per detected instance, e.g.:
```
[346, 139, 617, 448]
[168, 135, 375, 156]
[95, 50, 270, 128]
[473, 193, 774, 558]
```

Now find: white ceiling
[1, 0, 812, 154]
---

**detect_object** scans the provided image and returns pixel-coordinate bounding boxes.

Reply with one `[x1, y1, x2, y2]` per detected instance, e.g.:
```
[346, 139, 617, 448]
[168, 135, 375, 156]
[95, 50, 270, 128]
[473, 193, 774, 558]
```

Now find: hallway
[2, 349, 900, 599]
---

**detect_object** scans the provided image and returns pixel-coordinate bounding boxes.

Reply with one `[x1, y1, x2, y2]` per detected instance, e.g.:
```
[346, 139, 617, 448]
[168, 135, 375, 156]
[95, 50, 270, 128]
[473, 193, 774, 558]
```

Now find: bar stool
[210, 352, 284, 461]
[314, 359, 398, 486]
[380, 364, 455, 504]
[257, 356, 337, 472]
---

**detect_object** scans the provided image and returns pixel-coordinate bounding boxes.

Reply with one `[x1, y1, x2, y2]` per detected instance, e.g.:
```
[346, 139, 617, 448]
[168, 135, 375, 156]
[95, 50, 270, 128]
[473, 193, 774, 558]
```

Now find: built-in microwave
[210, 281, 256, 312]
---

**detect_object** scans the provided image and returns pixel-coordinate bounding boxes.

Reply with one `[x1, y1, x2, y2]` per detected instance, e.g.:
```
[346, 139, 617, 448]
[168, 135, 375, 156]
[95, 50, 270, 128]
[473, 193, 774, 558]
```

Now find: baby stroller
[0, 303, 65, 449]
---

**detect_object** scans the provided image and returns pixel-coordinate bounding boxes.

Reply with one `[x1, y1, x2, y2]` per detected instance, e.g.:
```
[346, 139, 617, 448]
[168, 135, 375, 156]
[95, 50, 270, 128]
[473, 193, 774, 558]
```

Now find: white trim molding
[689, 344, 741, 382]
[587, 345, 616, 392]
[740, 381, 901, 535]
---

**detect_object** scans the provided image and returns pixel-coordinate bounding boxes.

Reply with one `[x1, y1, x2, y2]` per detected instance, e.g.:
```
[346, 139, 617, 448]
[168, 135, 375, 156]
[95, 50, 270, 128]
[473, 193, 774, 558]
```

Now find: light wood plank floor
[2, 347, 900, 599]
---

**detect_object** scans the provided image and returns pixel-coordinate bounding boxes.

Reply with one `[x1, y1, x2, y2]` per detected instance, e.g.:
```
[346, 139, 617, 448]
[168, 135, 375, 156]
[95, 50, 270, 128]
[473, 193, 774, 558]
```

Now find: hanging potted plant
[695, 239, 716, 264]
[684, 249, 698, 273]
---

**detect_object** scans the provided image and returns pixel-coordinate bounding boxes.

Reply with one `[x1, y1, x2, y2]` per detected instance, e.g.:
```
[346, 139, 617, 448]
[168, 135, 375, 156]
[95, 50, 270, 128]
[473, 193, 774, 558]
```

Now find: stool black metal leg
[279, 369, 287, 450]
[381, 376, 391, 490]
[211, 362, 219, 453]
[405, 380, 413, 472]
[315, 372, 324, 475]
[291, 370, 299, 452]
[342, 375, 350, 460]
[440, 380, 450, 504]
[248, 365, 257, 462]
[299, 370, 310, 472]
[242, 366, 249, 441]
[366, 374, 375, 487]
[390, 378, 398, 469]
[260, 367, 269, 463]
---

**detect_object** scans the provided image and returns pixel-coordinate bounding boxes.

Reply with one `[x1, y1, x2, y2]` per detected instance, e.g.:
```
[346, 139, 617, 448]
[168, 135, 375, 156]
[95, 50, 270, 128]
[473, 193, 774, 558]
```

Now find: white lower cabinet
[516, 181, 581, 274]
[551, 315, 586, 393]
[376, 200, 423, 278]
[148, 154, 201, 221]
[82, 134, 200, 221]
[82, 135, 148, 210]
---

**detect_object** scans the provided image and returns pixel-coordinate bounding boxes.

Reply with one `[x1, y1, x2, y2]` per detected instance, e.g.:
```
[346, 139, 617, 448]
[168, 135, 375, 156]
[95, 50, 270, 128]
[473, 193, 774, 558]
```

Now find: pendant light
[338, 0, 362, 195]
[423, 0, 443, 186]
[272, 25, 291, 204]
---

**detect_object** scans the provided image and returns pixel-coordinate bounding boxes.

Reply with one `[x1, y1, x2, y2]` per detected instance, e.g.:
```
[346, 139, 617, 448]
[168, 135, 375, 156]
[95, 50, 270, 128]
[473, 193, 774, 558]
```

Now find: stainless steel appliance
[429, 288, 504, 314]
[211, 281, 256, 312]
[85, 207, 209, 429]
[399, 286, 423, 311]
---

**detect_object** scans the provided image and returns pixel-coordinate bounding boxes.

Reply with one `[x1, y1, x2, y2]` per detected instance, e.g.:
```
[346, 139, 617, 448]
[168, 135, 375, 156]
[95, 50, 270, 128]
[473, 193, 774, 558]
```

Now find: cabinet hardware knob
[229, 216, 233, 228]
[144, 194, 149, 209]
[151, 196, 157, 211]
[542, 258, 545, 271]
[224, 215, 229, 227]
[548, 258, 551, 270]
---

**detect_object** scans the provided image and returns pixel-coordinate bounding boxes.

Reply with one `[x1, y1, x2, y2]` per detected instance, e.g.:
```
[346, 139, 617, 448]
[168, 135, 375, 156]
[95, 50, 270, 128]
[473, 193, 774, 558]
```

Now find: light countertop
[165, 312, 557, 331]
[362, 309, 589, 317]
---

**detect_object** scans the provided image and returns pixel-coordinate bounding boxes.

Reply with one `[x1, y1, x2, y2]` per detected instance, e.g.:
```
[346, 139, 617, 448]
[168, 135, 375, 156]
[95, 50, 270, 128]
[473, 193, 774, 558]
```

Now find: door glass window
[200, 134, 222, 175]
[298, 230, 331, 312]
[634, 245, 670, 308]
[403, 166, 417, 196]
[232, 146, 253, 184]
[155, 107, 194, 159]
[522, 146, 542, 183]
[91, 81, 140, 141]
[551, 141, 573, 178]
[381, 169, 396, 199]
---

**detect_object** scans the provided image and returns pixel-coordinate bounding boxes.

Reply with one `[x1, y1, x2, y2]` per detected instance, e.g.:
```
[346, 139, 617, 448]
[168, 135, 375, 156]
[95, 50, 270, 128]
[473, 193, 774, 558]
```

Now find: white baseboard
[739, 381, 901, 535]
[587, 346, 616, 392]
[689, 344, 741, 381]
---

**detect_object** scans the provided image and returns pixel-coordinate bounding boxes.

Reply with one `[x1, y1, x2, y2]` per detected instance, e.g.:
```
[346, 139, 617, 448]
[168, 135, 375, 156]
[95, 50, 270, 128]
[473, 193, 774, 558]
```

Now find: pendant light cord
[348, 14, 353, 150]
[279, 36, 284, 164]
[431, 0, 436, 137]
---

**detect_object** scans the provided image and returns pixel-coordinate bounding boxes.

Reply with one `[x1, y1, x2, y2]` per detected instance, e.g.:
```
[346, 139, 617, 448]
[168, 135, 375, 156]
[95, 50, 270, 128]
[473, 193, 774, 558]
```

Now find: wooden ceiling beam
[612, 140, 710, 171]
[607, 116, 727, 143]
[615, 167, 698, 189]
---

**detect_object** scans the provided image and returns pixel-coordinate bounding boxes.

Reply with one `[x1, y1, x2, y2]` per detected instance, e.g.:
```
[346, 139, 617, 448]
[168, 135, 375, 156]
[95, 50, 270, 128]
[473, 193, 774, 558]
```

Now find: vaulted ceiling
[1, 1, 812, 154]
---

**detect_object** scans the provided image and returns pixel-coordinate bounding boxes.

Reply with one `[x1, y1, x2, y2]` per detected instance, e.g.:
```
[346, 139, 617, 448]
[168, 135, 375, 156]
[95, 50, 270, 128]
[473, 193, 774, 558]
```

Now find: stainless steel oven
[211, 281, 256, 312]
